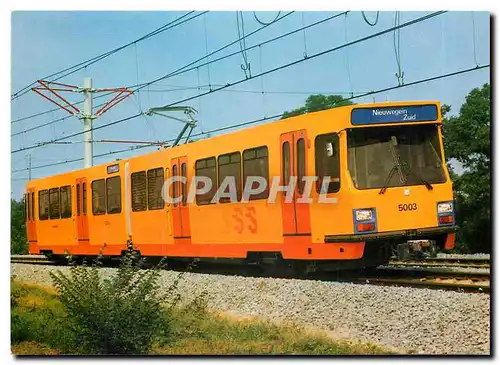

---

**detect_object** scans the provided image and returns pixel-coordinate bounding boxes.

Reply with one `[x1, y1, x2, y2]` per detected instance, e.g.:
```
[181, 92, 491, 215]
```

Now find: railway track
[10, 255, 57, 266]
[388, 257, 490, 269]
[11, 255, 490, 293]
[363, 266, 490, 293]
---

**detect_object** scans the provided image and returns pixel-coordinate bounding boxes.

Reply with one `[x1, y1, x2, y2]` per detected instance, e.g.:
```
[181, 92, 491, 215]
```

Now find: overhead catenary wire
[362, 11, 380, 26]
[253, 11, 281, 26]
[11, 10, 447, 154]
[10, 11, 206, 101]
[471, 12, 479, 67]
[11, 62, 489, 173]
[236, 11, 252, 79]
[203, 13, 213, 88]
[130, 11, 344, 93]
[12, 90, 115, 124]
[12, 11, 295, 134]
[344, 13, 354, 97]
[11, 93, 116, 137]
[393, 11, 404, 85]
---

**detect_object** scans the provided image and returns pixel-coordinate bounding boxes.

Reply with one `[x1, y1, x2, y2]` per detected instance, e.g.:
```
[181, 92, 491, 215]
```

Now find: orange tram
[24, 101, 457, 272]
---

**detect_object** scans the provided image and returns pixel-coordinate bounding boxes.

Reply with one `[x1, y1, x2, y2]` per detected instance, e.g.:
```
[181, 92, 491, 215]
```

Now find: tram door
[25, 189, 37, 243]
[280, 130, 312, 236]
[171, 156, 191, 240]
[75, 178, 89, 241]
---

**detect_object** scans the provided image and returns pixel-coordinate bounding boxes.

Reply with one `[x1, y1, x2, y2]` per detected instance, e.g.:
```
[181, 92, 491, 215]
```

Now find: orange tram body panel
[25, 101, 457, 270]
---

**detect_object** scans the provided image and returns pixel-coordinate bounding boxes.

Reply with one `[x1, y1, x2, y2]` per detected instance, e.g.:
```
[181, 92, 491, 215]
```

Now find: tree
[281, 94, 354, 119]
[442, 83, 491, 253]
[11, 199, 27, 254]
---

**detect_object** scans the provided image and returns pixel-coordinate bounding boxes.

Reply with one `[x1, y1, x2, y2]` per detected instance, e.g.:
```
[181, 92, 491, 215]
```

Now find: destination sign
[351, 105, 438, 125]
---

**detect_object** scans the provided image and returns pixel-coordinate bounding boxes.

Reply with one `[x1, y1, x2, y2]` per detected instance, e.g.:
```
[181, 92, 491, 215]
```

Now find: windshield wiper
[379, 136, 406, 195]
[400, 162, 433, 191]
[379, 164, 398, 195]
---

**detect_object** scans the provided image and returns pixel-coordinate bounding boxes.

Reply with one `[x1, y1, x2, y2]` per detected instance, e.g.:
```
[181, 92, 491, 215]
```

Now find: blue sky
[10, 11, 490, 199]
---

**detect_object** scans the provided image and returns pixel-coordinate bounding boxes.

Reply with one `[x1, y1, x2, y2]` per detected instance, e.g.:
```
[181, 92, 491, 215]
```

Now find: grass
[11, 280, 394, 355]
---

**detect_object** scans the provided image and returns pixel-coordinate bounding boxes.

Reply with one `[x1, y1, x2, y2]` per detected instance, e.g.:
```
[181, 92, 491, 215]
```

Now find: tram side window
[38, 190, 49, 220]
[92, 179, 106, 215]
[181, 163, 187, 206]
[106, 176, 122, 214]
[172, 165, 178, 207]
[195, 157, 217, 205]
[147, 168, 165, 210]
[297, 138, 306, 195]
[218, 152, 242, 203]
[60, 185, 72, 218]
[243, 146, 269, 200]
[131, 171, 147, 212]
[25, 193, 29, 221]
[315, 133, 340, 193]
[76, 184, 81, 216]
[31, 192, 35, 221]
[49, 188, 60, 219]
[82, 182, 87, 215]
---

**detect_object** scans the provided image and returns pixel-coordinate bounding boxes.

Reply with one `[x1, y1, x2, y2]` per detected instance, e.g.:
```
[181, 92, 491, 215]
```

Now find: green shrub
[10, 280, 75, 350]
[49, 246, 175, 354]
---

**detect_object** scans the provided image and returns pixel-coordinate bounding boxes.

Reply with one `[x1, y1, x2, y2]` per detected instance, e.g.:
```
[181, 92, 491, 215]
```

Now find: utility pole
[32, 78, 133, 169]
[83, 77, 93, 168]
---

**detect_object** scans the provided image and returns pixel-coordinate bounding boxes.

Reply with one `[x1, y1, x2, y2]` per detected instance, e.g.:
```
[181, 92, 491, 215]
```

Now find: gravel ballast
[437, 253, 490, 260]
[11, 263, 490, 355]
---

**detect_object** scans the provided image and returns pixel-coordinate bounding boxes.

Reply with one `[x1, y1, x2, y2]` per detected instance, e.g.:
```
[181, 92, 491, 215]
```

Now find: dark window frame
[297, 138, 306, 194]
[106, 176, 122, 214]
[315, 133, 341, 194]
[181, 163, 187, 206]
[195, 157, 217, 205]
[217, 152, 242, 203]
[38, 190, 49, 220]
[60, 185, 72, 219]
[243, 146, 269, 201]
[76, 183, 81, 216]
[92, 179, 106, 215]
[131, 171, 147, 212]
[147, 168, 165, 210]
[172, 164, 179, 207]
[26, 193, 30, 222]
[82, 182, 87, 215]
[49, 187, 61, 220]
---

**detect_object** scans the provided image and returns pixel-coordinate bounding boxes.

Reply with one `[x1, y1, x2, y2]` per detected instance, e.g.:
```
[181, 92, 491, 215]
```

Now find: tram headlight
[353, 208, 377, 234]
[355, 209, 373, 221]
[437, 201, 453, 214]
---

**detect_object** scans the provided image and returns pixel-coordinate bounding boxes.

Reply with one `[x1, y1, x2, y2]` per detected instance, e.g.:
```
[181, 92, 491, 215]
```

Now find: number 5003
[398, 203, 417, 211]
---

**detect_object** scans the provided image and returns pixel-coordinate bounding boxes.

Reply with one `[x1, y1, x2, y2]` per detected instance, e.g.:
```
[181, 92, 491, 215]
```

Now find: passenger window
[315, 133, 340, 193]
[195, 157, 217, 205]
[218, 152, 241, 203]
[282, 142, 290, 186]
[82, 182, 87, 215]
[172, 164, 179, 207]
[92, 179, 106, 215]
[60, 185, 72, 218]
[106, 176, 122, 214]
[131, 171, 147, 212]
[49, 187, 60, 219]
[147, 168, 164, 210]
[297, 138, 306, 194]
[26, 193, 30, 221]
[31, 192, 35, 221]
[165, 168, 171, 206]
[38, 190, 49, 220]
[76, 183, 81, 216]
[181, 163, 187, 206]
[243, 146, 269, 200]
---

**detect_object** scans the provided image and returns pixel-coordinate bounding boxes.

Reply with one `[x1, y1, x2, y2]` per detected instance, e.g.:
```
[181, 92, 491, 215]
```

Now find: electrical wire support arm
[144, 105, 198, 147]
[31, 78, 134, 168]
